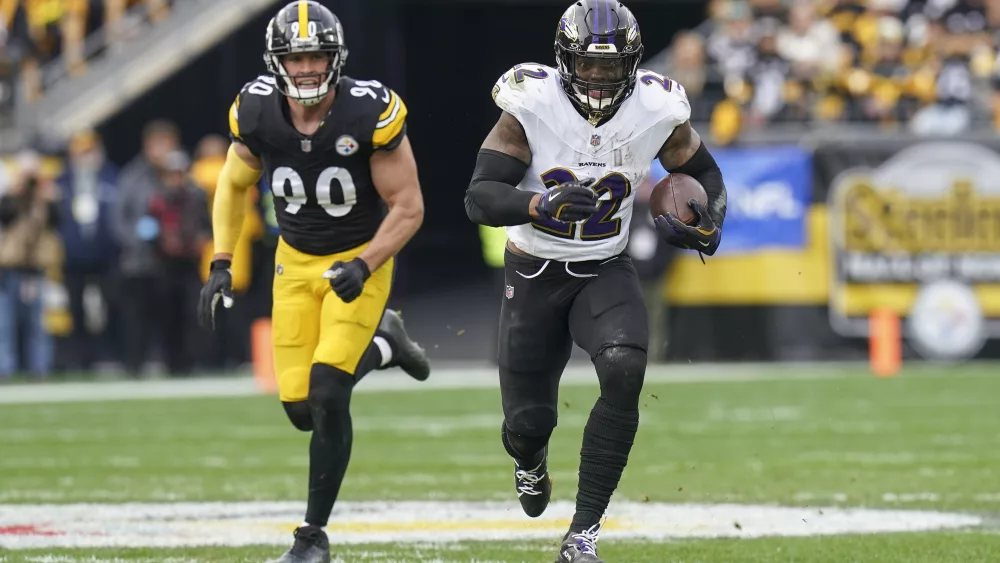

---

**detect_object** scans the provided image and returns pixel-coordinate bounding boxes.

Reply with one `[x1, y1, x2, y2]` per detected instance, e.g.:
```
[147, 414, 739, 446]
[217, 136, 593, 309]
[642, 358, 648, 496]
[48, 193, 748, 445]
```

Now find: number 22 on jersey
[532, 169, 631, 240]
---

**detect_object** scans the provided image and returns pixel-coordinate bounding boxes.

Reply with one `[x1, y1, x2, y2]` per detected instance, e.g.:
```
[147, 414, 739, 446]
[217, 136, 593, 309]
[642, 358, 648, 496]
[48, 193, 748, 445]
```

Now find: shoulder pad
[342, 76, 409, 150]
[229, 75, 276, 145]
[633, 69, 691, 127]
[492, 63, 556, 118]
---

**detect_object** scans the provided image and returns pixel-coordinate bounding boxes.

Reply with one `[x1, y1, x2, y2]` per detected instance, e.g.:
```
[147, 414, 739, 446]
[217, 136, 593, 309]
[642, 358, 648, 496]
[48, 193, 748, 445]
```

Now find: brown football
[649, 173, 708, 225]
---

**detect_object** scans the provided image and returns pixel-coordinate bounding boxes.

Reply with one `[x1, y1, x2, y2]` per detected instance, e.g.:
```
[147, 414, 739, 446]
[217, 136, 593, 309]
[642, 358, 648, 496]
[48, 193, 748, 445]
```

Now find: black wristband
[667, 141, 728, 228]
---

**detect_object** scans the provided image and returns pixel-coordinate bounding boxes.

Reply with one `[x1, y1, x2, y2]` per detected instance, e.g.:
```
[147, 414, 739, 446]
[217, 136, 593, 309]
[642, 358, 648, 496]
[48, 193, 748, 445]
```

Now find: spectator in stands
[0, 149, 60, 380]
[113, 119, 179, 377]
[745, 17, 795, 124]
[55, 130, 119, 372]
[146, 149, 210, 376]
[777, 1, 842, 76]
[706, 0, 758, 80]
[849, 16, 912, 124]
[653, 31, 725, 123]
[750, 0, 787, 21]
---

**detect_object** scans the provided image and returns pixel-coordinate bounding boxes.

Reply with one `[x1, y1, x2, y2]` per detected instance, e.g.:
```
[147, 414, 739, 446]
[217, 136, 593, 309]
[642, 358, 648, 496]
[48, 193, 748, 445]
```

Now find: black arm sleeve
[666, 141, 728, 229]
[465, 149, 534, 227]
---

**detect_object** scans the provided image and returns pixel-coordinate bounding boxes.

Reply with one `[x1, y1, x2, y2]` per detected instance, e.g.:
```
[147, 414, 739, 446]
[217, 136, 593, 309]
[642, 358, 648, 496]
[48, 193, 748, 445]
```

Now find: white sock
[302, 521, 325, 531]
[373, 336, 393, 367]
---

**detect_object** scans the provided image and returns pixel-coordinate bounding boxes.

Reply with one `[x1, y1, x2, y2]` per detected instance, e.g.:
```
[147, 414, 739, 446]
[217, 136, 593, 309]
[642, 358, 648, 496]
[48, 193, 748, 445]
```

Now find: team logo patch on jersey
[591, 134, 601, 147]
[276, 264, 283, 276]
[505, 284, 514, 299]
[336, 135, 359, 156]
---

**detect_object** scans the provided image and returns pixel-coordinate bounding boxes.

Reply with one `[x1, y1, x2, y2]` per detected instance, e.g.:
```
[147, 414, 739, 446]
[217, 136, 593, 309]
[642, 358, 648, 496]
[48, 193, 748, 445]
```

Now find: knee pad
[501, 419, 551, 461]
[282, 400, 313, 432]
[308, 363, 355, 422]
[504, 404, 557, 439]
[594, 345, 646, 411]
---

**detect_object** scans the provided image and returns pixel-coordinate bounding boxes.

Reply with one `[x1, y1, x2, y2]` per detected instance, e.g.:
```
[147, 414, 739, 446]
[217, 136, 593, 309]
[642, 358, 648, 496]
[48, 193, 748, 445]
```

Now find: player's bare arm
[358, 134, 424, 272]
[656, 120, 727, 228]
[466, 111, 598, 226]
[482, 111, 532, 165]
[657, 120, 699, 171]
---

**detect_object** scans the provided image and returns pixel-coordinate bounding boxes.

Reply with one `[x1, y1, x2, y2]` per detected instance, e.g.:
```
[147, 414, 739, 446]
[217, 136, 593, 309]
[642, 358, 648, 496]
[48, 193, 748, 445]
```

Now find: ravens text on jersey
[229, 73, 407, 256]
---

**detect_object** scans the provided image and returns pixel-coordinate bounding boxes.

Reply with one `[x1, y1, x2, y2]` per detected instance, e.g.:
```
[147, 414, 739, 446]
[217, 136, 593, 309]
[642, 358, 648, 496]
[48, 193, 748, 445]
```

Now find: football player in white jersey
[464, 1, 727, 561]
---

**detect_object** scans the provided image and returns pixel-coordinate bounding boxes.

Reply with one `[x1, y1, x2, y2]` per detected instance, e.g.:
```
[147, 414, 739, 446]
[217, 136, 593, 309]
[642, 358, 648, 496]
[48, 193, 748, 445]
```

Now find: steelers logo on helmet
[554, 0, 643, 124]
[263, 1, 350, 106]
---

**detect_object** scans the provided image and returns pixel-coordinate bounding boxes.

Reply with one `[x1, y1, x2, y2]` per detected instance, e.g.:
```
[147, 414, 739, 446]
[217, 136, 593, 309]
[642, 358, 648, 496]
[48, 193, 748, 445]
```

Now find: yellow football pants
[271, 237, 393, 402]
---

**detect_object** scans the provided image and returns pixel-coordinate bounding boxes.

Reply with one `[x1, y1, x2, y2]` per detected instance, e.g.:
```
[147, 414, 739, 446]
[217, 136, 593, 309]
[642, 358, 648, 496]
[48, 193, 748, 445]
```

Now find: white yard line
[0, 361, 994, 405]
[0, 363, 848, 405]
[0, 500, 983, 549]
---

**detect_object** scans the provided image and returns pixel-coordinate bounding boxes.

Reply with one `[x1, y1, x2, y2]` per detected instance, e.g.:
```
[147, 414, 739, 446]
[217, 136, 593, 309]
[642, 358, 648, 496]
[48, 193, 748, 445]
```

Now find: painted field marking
[0, 500, 982, 549]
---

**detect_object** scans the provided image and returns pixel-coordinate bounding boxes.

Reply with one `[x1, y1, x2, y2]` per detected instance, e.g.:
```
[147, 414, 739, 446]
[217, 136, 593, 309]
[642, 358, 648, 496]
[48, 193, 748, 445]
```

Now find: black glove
[654, 199, 722, 256]
[323, 257, 371, 303]
[198, 259, 234, 330]
[535, 178, 600, 223]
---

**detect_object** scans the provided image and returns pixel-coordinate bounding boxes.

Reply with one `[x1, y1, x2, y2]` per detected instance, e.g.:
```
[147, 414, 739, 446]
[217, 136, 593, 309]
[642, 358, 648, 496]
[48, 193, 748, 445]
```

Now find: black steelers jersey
[228, 75, 407, 255]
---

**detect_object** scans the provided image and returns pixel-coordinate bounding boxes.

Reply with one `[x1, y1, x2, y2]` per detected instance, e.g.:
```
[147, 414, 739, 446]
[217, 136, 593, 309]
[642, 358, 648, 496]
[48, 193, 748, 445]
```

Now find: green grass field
[1, 364, 998, 562]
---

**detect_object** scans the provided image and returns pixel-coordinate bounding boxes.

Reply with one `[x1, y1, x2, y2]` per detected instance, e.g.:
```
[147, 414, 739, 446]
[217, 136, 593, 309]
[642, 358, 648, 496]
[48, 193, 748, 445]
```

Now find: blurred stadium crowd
[1, 122, 275, 380]
[3, 0, 1000, 380]
[0, 0, 270, 382]
[0, 0, 172, 112]
[645, 0, 1000, 142]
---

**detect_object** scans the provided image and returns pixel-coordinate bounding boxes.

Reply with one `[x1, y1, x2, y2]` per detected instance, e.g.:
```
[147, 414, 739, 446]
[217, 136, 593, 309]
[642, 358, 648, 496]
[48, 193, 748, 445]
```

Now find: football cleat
[268, 525, 331, 563]
[555, 522, 605, 563]
[514, 446, 552, 518]
[379, 309, 430, 381]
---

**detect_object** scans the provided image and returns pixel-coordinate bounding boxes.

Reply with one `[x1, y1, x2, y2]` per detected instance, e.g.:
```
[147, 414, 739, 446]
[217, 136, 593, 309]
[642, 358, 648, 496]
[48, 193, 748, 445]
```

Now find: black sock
[304, 364, 355, 527]
[570, 398, 639, 532]
[501, 421, 548, 468]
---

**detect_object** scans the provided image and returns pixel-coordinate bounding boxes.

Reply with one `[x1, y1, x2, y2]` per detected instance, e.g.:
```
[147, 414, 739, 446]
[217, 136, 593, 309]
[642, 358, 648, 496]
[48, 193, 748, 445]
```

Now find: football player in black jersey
[196, 2, 429, 561]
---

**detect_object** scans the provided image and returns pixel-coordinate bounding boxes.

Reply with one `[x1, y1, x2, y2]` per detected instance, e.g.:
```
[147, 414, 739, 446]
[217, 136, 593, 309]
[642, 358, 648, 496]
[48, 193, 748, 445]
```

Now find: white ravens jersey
[492, 63, 691, 262]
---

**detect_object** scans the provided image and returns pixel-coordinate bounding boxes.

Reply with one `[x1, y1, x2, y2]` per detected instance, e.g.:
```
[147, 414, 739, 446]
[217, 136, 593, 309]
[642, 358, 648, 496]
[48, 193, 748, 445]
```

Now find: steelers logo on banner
[336, 135, 359, 156]
[828, 142, 1000, 361]
[907, 281, 985, 362]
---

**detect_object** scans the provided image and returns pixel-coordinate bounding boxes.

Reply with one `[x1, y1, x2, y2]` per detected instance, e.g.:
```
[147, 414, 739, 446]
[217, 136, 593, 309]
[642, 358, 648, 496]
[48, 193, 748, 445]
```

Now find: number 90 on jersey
[272, 166, 358, 218]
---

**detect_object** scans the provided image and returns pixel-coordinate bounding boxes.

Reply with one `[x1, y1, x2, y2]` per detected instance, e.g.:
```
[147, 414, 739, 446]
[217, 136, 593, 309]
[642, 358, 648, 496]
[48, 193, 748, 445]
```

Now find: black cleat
[268, 525, 331, 563]
[380, 309, 430, 381]
[555, 522, 604, 563]
[514, 446, 551, 518]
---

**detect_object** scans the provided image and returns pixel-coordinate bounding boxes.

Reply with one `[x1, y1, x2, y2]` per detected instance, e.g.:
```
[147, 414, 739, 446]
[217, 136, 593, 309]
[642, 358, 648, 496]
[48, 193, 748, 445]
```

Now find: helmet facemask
[265, 46, 346, 106]
[556, 48, 639, 121]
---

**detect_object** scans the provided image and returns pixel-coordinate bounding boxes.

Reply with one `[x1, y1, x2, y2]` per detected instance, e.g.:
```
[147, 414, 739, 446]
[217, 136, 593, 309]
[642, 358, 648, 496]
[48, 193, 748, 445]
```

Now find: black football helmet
[554, 0, 643, 123]
[264, 0, 348, 106]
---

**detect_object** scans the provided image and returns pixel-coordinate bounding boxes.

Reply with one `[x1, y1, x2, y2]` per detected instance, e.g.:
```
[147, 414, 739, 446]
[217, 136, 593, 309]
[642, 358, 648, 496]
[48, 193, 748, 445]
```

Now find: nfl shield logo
[591, 134, 601, 147]
[505, 284, 514, 299]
